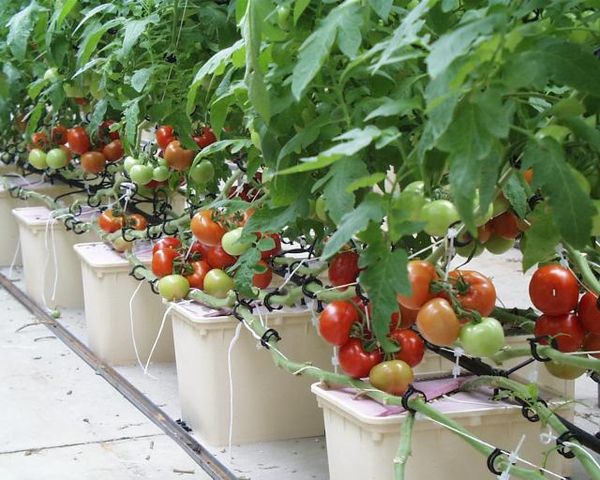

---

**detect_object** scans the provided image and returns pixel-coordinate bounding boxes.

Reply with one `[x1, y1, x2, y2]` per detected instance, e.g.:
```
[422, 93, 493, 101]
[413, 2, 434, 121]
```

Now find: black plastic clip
[260, 328, 281, 349]
[129, 264, 147, 281]
[517, 397, 547, 423]
[87, 195, 102, 208]
[162, 221, 179, 236]
[121, 226, 137, 242]
[147, 224, 161, 240]
[264, 289, 284, 312]
[72, 221, 88, 235]
[556, 432, 576, 459]
[590, 371, 600, 385]
[149, 279, 160, 295]
[400, 384, 427, 413]
[528, 337, 552, 362]
[486, 448, 505, 475]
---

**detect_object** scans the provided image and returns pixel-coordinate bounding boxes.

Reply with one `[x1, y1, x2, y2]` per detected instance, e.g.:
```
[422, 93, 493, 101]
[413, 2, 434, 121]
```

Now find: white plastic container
[74, 242, 174, 365]
[313, 380, 571, 480]
[0, 177, 76, 266]
[12, 206, 96, 309]
[170, 302, 333, 445]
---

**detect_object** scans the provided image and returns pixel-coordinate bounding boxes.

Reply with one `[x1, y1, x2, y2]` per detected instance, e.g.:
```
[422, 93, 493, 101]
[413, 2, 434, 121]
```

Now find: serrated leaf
[26, 102, 44, 137]
[277, 123, 321, 161]
[522, 203, 560, 271]
[57, 0, 78, 27]
[292, 1, 362, 100]
[72, 58, 105, 78]
[244, 199, 308, 234]
[522, 138, 595, 249]
[74, 4, 115, 34]
[210, 92, 235, 135]
[365, 97, 419, 121]
[192, 139, 252, 166]
[346, 173, 386, 193]
[131, 67, 153, 93]
[323, 158, 368, 223]
[323, 193, 384, 259]
[7, 2, 39, 61]
[123, 99, 140, 149]
[293, 0, 311, 24]
[502, 174, 528, 219]
[360, 247, 410, 353]
[233, 248, 261, 297]
[120, 15, 159, 58]
[27, 79, 46, 100]
[388, 191, 428, 241]
[368, 0, 393, 20]
[560, 117, 600, 154]
[77, 19, 121, 67]
[88, 99, 107, 140]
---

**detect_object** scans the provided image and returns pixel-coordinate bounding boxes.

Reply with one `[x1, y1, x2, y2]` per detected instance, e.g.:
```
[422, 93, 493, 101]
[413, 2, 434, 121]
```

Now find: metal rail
[0, 273, 238, 480]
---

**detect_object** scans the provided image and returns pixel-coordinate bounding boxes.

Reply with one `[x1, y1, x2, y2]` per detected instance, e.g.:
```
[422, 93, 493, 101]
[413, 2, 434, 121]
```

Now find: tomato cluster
[98, 209, 148, 234]
[27, 126, 73, 170]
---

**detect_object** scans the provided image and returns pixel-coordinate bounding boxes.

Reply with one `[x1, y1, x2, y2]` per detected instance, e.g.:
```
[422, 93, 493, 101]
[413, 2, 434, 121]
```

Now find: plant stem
[394, 412, 414, 480]
[564, 243, 600, 295]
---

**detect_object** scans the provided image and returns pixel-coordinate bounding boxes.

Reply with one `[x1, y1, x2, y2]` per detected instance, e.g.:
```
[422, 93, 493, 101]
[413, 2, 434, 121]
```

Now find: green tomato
[459, 317, 505, 358]
[153, 165, 170, 182]
[123, 156, 139, 173]
[28, 149, 47, 170]
[158, 274, 190, 301]
[46, 148, 69, 169]
[592, 200, 600, 236]
[421, 200, 459, 236]
[157, 157, 168, 167]
[544, 360, 586, 380]
[203, 269, 234, 298]
[456, 241, 484, 258]
[535, 125, 571, 144]
[221, 227, 252, 256]
[393, 191, 427, 222]
[485, 235, 515, 254]
[190, 160, 215, 184]
[276, 5, 290, 29]
[403, 181, 424, 196]
[492, 196, 509, 217]
[63, 83, 84, 98]
[315, 196, 329, 222]
[129, 164, 154, 185]
[43, 67, 59, 82]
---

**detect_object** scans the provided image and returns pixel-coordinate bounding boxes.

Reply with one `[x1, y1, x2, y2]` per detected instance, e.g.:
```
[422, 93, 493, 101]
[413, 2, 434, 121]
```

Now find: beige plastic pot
[313, 381, 571, 480]
[74, 242, 174, 365]
[12, 206, 96, 309]
[170, 302, 333, 446]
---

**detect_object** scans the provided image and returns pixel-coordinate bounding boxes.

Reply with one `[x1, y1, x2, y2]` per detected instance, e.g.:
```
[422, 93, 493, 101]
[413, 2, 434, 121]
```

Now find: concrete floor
[0, 249, 599, 479]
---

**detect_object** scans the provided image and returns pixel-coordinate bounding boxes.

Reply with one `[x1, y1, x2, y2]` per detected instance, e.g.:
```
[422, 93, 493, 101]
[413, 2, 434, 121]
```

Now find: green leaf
[131, 67, 154, 93]
[7, 2, 39, 61]
[277, 126, 382, 175]
[119, 15, 159, 58]
[277, 123, 321, 161]
[368, 0, 393, 20]
[293, 0, 311, 24]
[27, 79, 46, 100]
[210, 93, 235, 136]
[522, 203, 561, 271]
[388, 191, 428, 241]
[323, 193, 384, 259]
[365, 97, 419, 121]
[346, 173, 386, 193]
[233, 248, 261, 297]
[193, 139, 252, 166]
[522, 138, 595, 249]
[26, 102, 44, 137]
[73, 4, 115, 34]
[292, 1, 362, 100]
[559, 117, 600, 154]
[123, 99, 140, 149]
[502, 174, 528, 219]
[244, 200, 308, 234]
[323, 158, 368, 224]
[88, 99, 107, 140]
[57, 0, 78, 27]
[77, 19, 122, 67]
[360, 247, 410, 353]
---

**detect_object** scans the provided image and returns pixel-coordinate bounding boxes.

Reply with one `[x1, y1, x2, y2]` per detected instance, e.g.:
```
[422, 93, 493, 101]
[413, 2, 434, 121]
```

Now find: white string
[143, 303, 176, 375]
[563, 442, 600, 471]
[227, 322, 243, 462]
[279, 259, 307, 290]
[313, 281, 358, 295]
[408, 238, 445, 260]
[7, 240, 20, 280]
[442, 395, 504, 408]
[50, 218, 59, 302]
[41, 217, 52, 310]
[128, 281, 146, 373]
[499, 435, 526, 480]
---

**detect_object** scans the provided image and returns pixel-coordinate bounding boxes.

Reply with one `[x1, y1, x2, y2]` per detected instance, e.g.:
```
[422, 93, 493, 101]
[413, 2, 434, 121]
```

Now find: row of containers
[0, 177, 575, 479]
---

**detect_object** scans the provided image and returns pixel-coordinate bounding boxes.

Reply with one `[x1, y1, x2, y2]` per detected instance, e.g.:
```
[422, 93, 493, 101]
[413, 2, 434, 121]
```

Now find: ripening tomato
[51, 125, 68, 145]
[152, 248, 180, 278]
[253, 260, 273, 289]
[193, 127, 217, 148]
[477, 223, 492, 244]
[127, 213, 147, 231]
[206, 245, 236, 269]
[544, 359, 586, 379]
[164, 140, 194, 171]
[328, 251, 360, 288]
[446, 270, 497, 317]
[203, 269, 234, 298]
[260, 233, 282, 260]
[99, 120, 120, 141]
[369, 360, 413, 395]
[523, 168, 534, 184]
[80, 151, 106, 174]
[102, 139, 124, 162]
[339, 339, 383, 378]
[397, 260, 438, 310]
[67, 126, 91, 155]
[529, 264, 579, 315]
[191, 210, 226, 246]
[389, 328, 425, 367]
[156, 125, 175, 150]
[158, 274, 189, 301]
[98, 209, 124, 233]
[490, 212, 521, 239]
[318, 301, 359, 346]
[152, 237, 181, 254]
[459, 317, 505, 357]
[390, 304, 420, 329]
[577, 292, 600, 335]
[416, 298, 461, 346]
[534, 313, 585, 352]
[185, 260, 210, 290]
[30, 131, 49, 150]
[583, 333, 600, 359]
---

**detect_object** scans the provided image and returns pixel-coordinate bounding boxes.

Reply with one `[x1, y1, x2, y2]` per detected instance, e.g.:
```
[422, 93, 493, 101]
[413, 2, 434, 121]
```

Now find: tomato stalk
[393, 411, 415, 480]
[564, 243, 600, 296]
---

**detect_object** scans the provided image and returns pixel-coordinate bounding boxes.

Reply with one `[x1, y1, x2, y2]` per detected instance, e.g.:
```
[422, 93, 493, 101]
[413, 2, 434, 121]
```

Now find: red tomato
[102, 139, 124, 162]
[152, 237, 181, 254]
[127, 213, 147, 231]
[416, 298, 461, 346]
[260, 233, 282, 260]
[206, 245, 236, 269]
[478, 223, 492, 244]
[583, 333, 600, 358]
[490, 212, 521, 239]
[534, 313, 585, 352]
[397, 260, 438, 310]
[523, 168, 534, 184]
[446, 270, 497, 317]
[328, 251, 360, 288]
[99, 120, 120, 141]
[529, 264, 579, 315]
[185, 260, 210, 289]
[193, 127, 217, 148]
[253, 260, 273, 289]
[67, 126, 91, 155]
[98, 209, 123, 233]
[191, 210, 226, 246]
[156, 125, 175, 150]
[318, 301, 359, 346]
[30, 131, 49, 150]
[339, 339, 383, 378]
[189, 240, 211, 259]
[164, 140, 194, 171]
[51, 125, 68, 145]
[389, 328, 425, 367]
[578, 292, 600, 335]
[80, 151, 106, 174]
[152, 248, 180, 278]
[390, 304, 419, 330]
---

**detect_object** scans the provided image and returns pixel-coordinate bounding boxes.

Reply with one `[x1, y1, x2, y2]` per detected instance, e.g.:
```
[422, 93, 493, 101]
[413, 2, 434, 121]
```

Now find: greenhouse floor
[0, 250, 599, 480]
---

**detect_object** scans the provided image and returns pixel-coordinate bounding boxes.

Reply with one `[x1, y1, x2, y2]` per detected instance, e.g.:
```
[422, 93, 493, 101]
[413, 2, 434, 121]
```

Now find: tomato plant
[164, 140, 194, 171]
[186, 260, 211, 290]
[578, 292, 600, 335]
[203, 269, 234, 298]
[80, 151, 106, 174]
[152, 248, 180, 278]
[98, 210, 124, 233]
